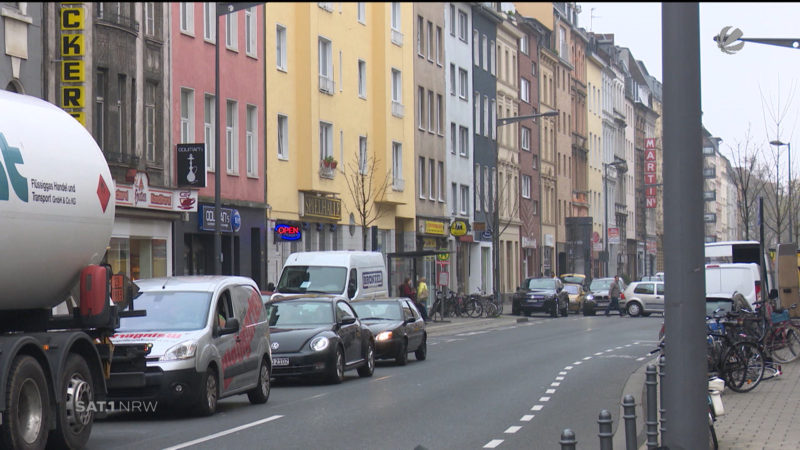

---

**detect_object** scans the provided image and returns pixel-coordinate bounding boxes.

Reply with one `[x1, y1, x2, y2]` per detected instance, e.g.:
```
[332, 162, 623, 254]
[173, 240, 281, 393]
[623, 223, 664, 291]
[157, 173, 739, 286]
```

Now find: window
[451, 183, 458, 214]
[246, 105, 257, 177]
[438, 161, 445, 202]
[392, 69, 402, 111]
[459, 68, 468, 99]
[204, 95, 215, 170]
[319, 121, 333, 160]
[532, 200, 538, 216]
[449, 5, 455, 36]
[95, 70, 105, 148]
[245, 7, 256, 56]
[418, 157, 426, 199]
[450, 123, 457, 154]
[318, 2, 333, 12]
[521, 126, 530, 151]
[522, 175, 531, 199]
[483, 95, 488, 137]
[474, 92, 480, 134]
[436, 94, 443, 135]
[481, 35, 487, 70]
[460, 185, 469, 215]
[458, 11, 468, 42]
[276, 25, 287, 70]
[559, 26, 567, 59]
[427, 90, 434, 132]
[417, 87, 425, 129]
[519, 35, 528, 55]
[520, 78, 530, 103]
[180, 88, 194, 143]
[145, 82, 156, 162]
[392, 142, 403, 189]
[391, 2, 400, 30]
[532, 62, 537, 77]
[450, 64, 456, 95]
[436, 26, 443, 64]
[277, 114, 288, 160]
[428, 158, 436, 200]
[226, 12, 238, 50]
[427, 21, 433, 61]
[359, 136, 367, 174]
[358, 60, 366, 98]
[226, 100, 238, 173]
[318, 37, 333, 93]
[180, 2, 193, 34]
[475, 165, 481, 212]
[417, 16, 424, 56]
[459, 126, 468, 156]
[490, 98, 496, 139]
[203, 3, 215, 42]
[473, 30, 479, 65]
[489, 40, 496, 75]
[144, 2, 155, 36]
[357, 2, 365, 24]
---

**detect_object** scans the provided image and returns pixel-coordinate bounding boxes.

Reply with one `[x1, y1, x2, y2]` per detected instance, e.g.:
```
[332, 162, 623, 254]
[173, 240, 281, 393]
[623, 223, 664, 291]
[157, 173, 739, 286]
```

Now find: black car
[583, 277, 627, 316]
[350, 298, 427, 366]
[512, 278, 569, 317]
[266, 296, 375, 383]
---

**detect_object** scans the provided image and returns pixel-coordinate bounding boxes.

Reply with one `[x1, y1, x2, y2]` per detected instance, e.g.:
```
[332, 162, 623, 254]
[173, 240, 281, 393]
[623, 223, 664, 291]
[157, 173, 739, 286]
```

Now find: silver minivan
[110, 276, 272, 416]
[621, 281, 665, 317]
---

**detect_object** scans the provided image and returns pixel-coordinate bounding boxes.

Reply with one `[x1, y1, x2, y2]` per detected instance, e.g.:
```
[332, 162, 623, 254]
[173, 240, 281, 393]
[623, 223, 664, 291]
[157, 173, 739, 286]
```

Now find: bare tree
[343, 145, 391, 251]
[724, 126, 766, 240]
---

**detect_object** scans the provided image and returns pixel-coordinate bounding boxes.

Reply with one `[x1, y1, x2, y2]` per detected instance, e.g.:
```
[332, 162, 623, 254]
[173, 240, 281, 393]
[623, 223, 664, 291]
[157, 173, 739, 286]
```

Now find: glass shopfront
[105, 216, 173, 281]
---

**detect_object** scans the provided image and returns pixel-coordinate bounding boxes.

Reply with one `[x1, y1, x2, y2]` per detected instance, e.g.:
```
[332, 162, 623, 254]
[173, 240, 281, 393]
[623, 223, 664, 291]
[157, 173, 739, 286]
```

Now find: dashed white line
[532, 405, 544, 411]
[546, 389, 556, 394]
[505, 426, 522, 434]
[556, 376, 565, 381]
[583, 356, 592, 360]
[625, 344, 632, 347]
[484, 439, 504, 448]
[163, 415, 283, 450]
[551, 382, 561, 387]
[521, 415, 535, 422]
[616, 346, 624, 350]
[565, 366, 573, 370]
[636, 357, 647, 361]
[595, 351, 604, 356]
[605, 349, 614, 352]
[573, 361, 582, 365]
[539, 396, 551, 402]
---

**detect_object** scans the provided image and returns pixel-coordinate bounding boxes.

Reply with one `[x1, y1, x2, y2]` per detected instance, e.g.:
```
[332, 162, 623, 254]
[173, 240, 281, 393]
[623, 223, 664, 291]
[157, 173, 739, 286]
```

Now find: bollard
[646, 364, 659, 449]
[659, 354, 666, 443]
[559, 429, 577, 450]
[598, 409, 613, 450]
[622, 394, 637, 450]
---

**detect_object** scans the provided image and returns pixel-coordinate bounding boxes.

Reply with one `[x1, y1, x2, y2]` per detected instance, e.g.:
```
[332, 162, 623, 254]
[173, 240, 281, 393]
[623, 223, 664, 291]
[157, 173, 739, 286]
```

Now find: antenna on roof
[590, 8, 600, 32]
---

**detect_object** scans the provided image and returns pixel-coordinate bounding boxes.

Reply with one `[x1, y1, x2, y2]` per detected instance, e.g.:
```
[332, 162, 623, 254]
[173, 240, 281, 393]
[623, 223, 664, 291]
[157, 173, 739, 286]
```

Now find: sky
[573, 2, 800, 180]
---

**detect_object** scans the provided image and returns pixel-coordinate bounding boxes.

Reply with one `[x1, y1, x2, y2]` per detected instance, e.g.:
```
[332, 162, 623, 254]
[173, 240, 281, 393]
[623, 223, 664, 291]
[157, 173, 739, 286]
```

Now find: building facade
[1, 2, 43, 96]
[553, 4, 573, 275]
[586, 34, 605, 278]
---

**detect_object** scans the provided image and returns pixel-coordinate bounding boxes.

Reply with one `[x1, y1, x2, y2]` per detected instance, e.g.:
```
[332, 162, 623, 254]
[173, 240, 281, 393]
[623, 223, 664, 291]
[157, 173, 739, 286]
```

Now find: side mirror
[220, 318, 240, 336]
[406, 317, 416, 324]
[340, 316, 357, 326]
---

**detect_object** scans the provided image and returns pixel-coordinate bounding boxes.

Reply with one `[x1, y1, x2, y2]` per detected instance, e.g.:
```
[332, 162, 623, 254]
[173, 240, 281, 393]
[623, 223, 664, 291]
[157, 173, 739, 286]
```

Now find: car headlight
[160, 340, 197, 361]
[585, 294, 594, 301]
[376, 331, 393, 341]
[310, 336, 330, 352]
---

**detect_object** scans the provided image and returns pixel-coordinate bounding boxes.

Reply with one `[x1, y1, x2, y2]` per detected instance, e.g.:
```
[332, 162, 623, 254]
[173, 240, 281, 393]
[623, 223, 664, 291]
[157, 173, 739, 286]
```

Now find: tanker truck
[0, 90, 147, 449]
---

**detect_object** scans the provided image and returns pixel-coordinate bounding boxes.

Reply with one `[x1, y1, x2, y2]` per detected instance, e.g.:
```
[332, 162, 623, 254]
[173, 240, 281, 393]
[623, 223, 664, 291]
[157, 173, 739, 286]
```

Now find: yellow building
[264, 3, 416, 280]
[587, 46, 604, 277]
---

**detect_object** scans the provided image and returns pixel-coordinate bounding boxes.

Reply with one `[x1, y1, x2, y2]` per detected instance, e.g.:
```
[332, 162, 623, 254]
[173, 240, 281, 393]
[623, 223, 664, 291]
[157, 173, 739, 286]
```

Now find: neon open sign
[275, 224, 301, 241]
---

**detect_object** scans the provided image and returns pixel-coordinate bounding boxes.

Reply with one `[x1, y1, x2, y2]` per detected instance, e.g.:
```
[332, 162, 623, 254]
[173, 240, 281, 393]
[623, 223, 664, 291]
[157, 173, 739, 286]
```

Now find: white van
[272, 251, 388, 301]
[705, 263, 762, 309]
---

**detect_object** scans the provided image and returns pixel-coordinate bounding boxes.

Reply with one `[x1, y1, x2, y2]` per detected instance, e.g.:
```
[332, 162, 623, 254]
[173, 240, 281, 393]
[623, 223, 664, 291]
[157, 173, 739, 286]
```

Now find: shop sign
[544, 234, 554, 247]
[647, 239, 658, 255]
[59, 5, 86, 126]
[436, 253, 450, 261]
[176, 143, 206, 188]
[199, 205, 240, 233]
[423, 220, 446, 235]
[275, 224, 301, 241]
[480, 231, 493, 241]
[301, 193, 341, 221]
[449, 220, 468, 237]
[522, 236, 537, 249]
[422, 238, 438, 250]
[115, 172, 198, 212]
[608, 227, 620, 245]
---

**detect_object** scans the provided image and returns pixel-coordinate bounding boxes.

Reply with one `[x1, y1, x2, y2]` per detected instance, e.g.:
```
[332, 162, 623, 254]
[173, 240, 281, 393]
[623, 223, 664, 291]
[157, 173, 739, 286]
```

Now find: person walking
[416, 277, 429, 322]
[604, 275, 624, 316]
[399, 277, 416, 302]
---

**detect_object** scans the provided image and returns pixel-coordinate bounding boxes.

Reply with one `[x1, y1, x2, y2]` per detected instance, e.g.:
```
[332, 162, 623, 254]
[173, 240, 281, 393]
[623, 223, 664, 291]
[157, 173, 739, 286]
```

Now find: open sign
[275, 224, 301, 241]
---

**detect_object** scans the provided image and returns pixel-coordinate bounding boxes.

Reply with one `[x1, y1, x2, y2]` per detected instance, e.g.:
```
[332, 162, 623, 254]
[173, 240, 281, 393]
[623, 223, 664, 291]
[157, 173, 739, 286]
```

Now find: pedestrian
[416, 276, 429, 322]
[399, 277, 416, 302]
[604, 275, 624, 316]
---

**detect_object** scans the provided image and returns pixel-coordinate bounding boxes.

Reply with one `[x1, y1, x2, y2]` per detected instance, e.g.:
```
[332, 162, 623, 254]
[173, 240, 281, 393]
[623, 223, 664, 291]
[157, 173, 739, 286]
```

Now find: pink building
[170, 3, 266, 286]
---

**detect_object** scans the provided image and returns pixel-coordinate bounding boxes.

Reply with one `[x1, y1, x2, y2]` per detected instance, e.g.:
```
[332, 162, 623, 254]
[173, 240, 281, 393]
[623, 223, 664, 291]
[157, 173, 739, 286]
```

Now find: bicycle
[706, 310, 765, 393]
[734, 298, 800, 364]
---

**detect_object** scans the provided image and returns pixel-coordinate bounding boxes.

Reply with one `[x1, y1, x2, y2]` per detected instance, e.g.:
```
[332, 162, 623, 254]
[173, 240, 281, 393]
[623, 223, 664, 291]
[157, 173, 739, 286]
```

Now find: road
[88, 313, 661, 450]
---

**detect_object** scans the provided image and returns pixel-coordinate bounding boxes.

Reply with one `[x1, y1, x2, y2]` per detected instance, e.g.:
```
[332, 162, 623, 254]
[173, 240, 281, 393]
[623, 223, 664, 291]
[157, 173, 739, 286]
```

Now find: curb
[612, 356, 659, 450]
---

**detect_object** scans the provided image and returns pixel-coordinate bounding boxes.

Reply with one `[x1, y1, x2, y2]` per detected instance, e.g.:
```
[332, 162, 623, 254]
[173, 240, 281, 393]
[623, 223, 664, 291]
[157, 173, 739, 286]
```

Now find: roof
[134, 275, 257, 293]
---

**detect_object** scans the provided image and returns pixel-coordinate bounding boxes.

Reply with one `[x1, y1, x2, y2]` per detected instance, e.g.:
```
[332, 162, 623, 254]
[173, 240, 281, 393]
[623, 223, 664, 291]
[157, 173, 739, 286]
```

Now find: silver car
[109, 276, 272, 416]
[620, 280, 665, 317]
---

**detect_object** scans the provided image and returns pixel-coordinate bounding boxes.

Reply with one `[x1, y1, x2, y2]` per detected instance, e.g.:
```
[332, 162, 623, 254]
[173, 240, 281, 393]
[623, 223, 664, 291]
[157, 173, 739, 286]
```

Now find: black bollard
[559, 429, 577, 450]
[598, 409, 613, 450]
[646, 365, 659, 448]
[622, 394, 637, 450]
[659, 354, 666, 442]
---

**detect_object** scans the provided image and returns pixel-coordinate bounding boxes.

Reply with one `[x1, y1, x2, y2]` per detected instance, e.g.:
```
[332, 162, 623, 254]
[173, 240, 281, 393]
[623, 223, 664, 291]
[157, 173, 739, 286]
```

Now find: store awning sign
[199, 205, 239, 233]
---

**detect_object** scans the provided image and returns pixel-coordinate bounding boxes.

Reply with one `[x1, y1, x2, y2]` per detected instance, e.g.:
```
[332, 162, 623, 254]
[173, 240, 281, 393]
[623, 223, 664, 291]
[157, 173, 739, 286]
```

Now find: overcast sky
[575, 2, 800, 179]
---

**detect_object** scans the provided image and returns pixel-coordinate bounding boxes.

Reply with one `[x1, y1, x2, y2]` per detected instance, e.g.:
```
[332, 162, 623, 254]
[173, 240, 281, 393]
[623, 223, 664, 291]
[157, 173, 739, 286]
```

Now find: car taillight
[755, 280, 761, 299]
[621, 292, 626, 300]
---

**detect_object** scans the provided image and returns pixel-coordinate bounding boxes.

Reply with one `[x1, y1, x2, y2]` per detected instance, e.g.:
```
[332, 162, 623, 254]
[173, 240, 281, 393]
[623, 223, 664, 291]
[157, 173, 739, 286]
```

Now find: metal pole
[662, 3, 707, 448]
[598, 409, 613, 450]
[559, 429, 577, 450]
[789, 142, 793, 243]
[214, 6, 222, 275]
[645, 365, 659, 449]
[622, 394, 637, 450]
[604, 164, 609, 276]
[658, 354, 666, 442]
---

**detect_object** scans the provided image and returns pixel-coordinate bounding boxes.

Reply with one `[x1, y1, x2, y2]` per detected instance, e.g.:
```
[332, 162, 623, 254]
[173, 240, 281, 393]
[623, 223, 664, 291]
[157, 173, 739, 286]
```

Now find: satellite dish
[714, 26, 745, 54]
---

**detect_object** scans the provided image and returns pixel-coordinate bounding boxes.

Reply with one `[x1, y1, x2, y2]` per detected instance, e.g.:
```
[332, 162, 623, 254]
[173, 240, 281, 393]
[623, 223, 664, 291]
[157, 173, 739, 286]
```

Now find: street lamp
[603, 156, 628, 276]
[770, 139, 793, 243]
[493, 110, 559, 304]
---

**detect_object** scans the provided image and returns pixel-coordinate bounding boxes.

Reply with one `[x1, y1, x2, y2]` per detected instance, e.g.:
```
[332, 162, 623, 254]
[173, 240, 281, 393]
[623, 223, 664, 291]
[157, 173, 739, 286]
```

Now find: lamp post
[770, 140, 792, 243]
[603, 156, 628, 276]
[493, 110, 558, 304]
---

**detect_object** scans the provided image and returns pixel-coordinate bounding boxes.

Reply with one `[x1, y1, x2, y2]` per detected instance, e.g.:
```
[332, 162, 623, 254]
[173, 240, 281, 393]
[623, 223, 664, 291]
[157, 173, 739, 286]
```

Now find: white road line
[546, 389, 556, 394]
[625, 344, 632, 347]
[616, 346, 623, 350]
[573, 361, 582, 365]
[565, 366, 573, 370]
[556, 376, 565, 380]
[505, 426, 522, 434]
[636, 357, 647, 361]
[594, 352, 604, 356]
[484, 440, 504, 448]
[558, 371, 567, 375]
[532, 405, 544, 411]
[163, 415, 283, 450]
[551, 382, 561, 387]
[521, 415, 535, 422]
[583, 356, 592, 360]
[539, 396, 550, 402]
[375, 376, 392, 381]
[605, 349, 614, 352]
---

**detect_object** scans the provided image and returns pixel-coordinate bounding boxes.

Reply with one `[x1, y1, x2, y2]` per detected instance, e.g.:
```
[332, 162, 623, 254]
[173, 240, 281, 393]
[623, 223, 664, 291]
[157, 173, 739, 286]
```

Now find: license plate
[272, 357, 289, 367]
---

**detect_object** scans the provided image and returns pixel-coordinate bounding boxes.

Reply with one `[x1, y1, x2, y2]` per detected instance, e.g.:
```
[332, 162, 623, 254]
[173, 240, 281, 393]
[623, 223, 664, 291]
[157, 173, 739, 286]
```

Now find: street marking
[505, 426, 522, 434]
[583, 356, 592, 360]
[606, 349, 614, 352]
[573, 361, 582, 365]
[163, 415, 283, 450]
[375, 376, 392, 381]
[456, 330, 491, 336]
[532, 405, 544, 411]
[637, 357, 647, 361]
[559, 371, 567, 375]
[551, 382, 561, 387]
[595, 352, 604, 356]
[625, 344, 632, 347]
[521, 415, 535, 422]
[556, 376, 565, 380]
[565, 366, 573, 370]
[539, 396, 550, 402]
[616, 346, 623, 350]
[546, 389, 556, 394]
[484, 440, 504, 448]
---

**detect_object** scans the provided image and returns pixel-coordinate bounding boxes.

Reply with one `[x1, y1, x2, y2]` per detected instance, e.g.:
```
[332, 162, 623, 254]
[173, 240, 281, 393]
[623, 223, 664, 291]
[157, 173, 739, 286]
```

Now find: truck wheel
[195, 368, 218, 416]
[48, 354, 94, 450]
[246, 357, 271, 405]
[2, 355, 50, 450]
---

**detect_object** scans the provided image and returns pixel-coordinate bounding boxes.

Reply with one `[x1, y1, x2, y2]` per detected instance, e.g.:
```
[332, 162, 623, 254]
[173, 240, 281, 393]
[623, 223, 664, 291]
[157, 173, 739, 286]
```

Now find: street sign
[608, 227, 620, 244]
[592, 231, 600, 243]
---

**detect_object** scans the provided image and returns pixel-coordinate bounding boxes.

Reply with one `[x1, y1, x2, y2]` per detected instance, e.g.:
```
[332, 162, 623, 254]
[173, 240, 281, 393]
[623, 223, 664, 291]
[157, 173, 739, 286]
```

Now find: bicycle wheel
[723, 341, 764, 393]
[467, 297, 483, 318]
[483, 301, 498, 318]
[766, 324, 800, 363]
[430, 300, 442, 322]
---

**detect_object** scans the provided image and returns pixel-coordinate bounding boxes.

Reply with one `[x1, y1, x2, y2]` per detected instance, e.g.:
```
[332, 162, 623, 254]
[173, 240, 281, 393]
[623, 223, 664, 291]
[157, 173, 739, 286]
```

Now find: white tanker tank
[0, 90, 115, 310]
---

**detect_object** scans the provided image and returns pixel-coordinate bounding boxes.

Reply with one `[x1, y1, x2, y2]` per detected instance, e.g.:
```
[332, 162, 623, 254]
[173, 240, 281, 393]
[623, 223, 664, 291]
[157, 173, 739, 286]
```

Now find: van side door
[214, 289, 238, 394]
[224, 284, 264, 392]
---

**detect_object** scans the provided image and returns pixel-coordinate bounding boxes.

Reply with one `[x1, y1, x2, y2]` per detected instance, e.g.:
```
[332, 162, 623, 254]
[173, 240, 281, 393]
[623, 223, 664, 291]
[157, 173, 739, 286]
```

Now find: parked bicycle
[730, 293, 800, 364]
[706, 308, 765, 393]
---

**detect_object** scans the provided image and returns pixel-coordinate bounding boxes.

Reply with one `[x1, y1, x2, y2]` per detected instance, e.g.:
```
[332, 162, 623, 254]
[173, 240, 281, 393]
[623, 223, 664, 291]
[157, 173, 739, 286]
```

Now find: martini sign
[645, 138, 657, 208]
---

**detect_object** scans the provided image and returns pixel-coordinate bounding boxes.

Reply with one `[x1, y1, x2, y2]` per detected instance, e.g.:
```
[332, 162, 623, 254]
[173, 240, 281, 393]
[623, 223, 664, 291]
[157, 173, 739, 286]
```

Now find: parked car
[705, 263, 762, 310]
[512, 277, 569, 317]
[562, 283, 587, 314]
[620, 280, 665, 317]
[266, 296, 375, 383]
[110, 276, 272, 416]
[350, 298, 427, 365]
[560, 273, 590, 290]
[583, 277, 628, 316]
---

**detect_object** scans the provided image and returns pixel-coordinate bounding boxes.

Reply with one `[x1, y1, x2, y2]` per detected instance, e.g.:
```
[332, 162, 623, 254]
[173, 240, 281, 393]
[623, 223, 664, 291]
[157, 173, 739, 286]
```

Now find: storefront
[105, 172, 198, 281]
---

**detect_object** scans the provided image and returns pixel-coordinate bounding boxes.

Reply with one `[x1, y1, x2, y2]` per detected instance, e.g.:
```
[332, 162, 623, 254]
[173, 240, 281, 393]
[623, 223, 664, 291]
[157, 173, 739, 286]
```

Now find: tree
[724, 126, 766, 241]
[343, 143, 391, 251]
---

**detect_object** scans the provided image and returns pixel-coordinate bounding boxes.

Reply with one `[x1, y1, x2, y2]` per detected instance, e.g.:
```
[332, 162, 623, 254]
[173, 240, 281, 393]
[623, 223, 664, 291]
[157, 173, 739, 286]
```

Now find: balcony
[319, 159, 337, 179]
[97, 11, 140, 34]
[391, 101, 404, 118]
[319, 75, 335, 95]
[391, 29, 404, 46]
[106, 151, 140, 168]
